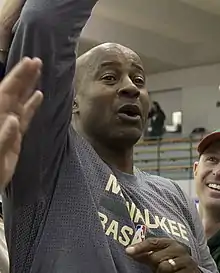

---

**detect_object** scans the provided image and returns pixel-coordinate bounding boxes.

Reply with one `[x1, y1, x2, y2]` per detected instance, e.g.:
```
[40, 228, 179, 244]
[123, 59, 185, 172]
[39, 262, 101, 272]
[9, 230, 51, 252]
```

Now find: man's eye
[133, 76, 145, 87]
[101, 74, 117, 83]
[206, 156, 218, 163]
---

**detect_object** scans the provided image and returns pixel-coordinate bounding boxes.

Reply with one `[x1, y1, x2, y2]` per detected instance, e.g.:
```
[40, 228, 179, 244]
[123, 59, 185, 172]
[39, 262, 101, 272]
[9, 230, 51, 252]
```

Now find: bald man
[3, 1, 218, 273]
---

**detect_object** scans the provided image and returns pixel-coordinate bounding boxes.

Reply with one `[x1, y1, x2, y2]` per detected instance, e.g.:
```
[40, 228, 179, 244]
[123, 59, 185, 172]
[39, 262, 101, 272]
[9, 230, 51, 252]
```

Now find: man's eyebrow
[97, 61, 122, 69]
[131, 62, 144, 73]
[93, 61, 122, 77]
[94, 60, 145, 75]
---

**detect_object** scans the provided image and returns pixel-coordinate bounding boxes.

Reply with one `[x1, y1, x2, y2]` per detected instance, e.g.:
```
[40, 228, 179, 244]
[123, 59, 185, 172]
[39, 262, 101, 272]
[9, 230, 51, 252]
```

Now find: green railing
[134, 135, 203, 180]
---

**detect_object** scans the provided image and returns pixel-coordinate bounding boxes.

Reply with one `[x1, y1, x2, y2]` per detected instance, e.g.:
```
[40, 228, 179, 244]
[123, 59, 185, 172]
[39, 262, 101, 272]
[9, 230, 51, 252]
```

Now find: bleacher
[134, 135, 203, 180]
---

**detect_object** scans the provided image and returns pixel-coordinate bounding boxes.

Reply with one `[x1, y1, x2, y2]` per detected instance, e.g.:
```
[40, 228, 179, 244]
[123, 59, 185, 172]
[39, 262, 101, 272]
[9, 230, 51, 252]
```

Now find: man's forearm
[0, 0, 25, 63]
[4, 0, 99, 204]
[0, 0, 25, 31]
[0, 28, 11, 63]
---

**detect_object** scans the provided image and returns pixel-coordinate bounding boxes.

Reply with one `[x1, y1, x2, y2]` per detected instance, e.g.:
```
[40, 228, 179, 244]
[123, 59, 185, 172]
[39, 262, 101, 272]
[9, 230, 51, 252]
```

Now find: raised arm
[2, 1, 98, 268]
[4, 0, 98, 204]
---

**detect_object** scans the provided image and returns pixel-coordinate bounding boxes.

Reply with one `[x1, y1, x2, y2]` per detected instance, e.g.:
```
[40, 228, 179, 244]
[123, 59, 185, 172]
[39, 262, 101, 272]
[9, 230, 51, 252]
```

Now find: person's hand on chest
[126, 237, 200, 273]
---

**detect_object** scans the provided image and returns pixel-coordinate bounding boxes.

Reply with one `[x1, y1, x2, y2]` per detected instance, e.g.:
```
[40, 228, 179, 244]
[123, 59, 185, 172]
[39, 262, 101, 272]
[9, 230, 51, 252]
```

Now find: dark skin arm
[126, 238, 200, 273]
[0, 0, 25, 62]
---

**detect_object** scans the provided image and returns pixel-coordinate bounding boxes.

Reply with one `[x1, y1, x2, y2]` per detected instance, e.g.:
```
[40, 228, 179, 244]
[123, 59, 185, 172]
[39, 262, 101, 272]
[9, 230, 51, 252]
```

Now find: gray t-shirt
[3, 128, 218, 273]
[2, 0, 218, 272]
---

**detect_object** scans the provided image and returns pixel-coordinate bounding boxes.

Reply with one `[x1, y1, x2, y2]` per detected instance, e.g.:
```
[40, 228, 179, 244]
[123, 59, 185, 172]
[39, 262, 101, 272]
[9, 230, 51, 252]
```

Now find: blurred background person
[148, 101, 166, 140]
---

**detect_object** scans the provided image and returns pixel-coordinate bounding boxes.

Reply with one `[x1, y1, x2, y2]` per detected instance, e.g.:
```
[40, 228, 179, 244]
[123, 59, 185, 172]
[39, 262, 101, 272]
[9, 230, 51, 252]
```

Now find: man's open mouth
[117, 104, 141, 121]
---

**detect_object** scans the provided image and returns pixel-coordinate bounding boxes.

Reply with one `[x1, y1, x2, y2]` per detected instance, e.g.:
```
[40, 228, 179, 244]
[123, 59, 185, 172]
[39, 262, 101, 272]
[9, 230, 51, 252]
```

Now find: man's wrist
[0, 25, 11, 49]
[0, 27, 11, 63]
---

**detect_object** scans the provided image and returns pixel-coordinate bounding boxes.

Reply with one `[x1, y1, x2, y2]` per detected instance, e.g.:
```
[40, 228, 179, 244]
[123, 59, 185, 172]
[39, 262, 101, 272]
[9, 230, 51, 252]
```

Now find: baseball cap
[197, 129, 220, 155]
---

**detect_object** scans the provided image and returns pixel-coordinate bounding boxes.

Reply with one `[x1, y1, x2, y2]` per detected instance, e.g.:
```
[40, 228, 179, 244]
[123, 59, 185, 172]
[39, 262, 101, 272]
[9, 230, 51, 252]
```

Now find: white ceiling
[79, 0, 220, 74]
[179, 0, 220, 15]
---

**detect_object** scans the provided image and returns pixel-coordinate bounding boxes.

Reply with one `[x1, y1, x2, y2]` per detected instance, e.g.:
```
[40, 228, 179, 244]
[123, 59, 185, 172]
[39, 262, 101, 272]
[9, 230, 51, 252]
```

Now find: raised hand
[0, 57, 43, 192]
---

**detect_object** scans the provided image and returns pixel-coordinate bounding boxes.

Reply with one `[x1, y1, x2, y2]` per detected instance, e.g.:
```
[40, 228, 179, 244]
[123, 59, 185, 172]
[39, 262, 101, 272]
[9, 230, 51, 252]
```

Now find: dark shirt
[208, 230, 220, 271]
[0, 61, 5, 80]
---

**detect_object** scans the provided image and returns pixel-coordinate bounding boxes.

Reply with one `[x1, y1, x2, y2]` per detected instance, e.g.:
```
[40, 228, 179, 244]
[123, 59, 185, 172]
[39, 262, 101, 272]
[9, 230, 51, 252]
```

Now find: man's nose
[212, 165, 220, 178]
[117, 77, 140, 99]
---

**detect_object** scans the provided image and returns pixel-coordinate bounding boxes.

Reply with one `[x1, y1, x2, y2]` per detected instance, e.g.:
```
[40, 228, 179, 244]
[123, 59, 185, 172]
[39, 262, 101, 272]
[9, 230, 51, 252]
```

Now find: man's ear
[193, 161, 199, 178]
[72, 97, 79, 114]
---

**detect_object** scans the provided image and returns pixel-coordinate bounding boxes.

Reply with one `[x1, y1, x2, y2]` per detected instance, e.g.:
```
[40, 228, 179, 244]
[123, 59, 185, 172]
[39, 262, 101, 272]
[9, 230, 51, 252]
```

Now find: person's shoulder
[208, 230, 220, 250]
[134, 168, 199, 237]
[208, 234, 220, 273]
[135, 167, 199, 224]
[134, 167, 190, 204]
[135, 167, 182, 191]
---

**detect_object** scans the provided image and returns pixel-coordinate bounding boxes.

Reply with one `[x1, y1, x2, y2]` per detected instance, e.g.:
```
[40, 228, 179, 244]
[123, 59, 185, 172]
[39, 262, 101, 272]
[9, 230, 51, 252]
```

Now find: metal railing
[134, 135, 203, 180]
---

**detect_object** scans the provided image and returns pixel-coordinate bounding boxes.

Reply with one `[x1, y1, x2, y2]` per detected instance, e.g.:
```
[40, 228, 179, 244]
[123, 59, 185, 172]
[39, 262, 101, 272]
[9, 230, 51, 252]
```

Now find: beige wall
[176, 179, 196, 199]
[148, 63, 220, 134]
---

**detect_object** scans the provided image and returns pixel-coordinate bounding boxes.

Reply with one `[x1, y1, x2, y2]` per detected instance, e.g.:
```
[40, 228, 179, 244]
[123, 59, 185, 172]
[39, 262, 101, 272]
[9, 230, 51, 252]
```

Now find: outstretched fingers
[21, 90, 43, 134]
[0, 115, 20, 156]
[0, 57, 42, 113]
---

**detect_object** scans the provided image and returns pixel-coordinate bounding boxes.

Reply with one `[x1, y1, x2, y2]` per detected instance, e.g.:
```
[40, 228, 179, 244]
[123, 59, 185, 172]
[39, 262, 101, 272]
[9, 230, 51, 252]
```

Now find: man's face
[194, 141, 220, 210]
[75, 44, 149, 148]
